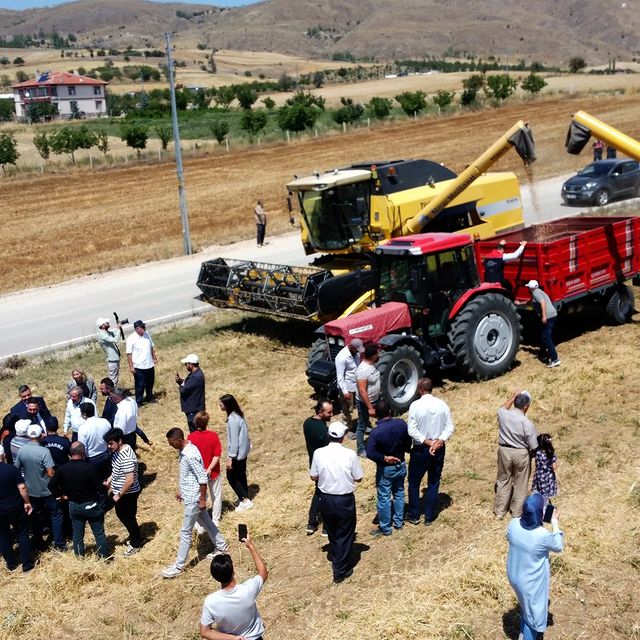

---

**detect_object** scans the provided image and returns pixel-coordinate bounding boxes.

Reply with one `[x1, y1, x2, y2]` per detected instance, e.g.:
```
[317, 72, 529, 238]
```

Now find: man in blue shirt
[41, 417, 71, 469]
[366, 400, 412, 537]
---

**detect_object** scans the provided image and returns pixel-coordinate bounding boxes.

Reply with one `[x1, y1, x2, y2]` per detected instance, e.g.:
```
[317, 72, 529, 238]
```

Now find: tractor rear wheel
[448, 293, 521, 380]
[605, 284, 635, 324]
[378, 344, 425, 414]
[307, 338, 329, 367]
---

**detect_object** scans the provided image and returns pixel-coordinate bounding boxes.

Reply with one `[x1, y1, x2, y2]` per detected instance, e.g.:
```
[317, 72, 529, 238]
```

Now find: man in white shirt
[310, 421, 363, 584]
[63, 386, 96, 441]
[77, 402, 111, 480]
[334, 338, 364, 436]
[200, 534, 268, 640]
[110, 388, 139, 449]
[125, 320, 158, 406]
[406, 377, 455, 526]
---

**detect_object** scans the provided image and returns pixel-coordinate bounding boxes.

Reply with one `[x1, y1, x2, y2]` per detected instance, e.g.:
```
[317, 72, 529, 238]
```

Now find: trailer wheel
[593, 189, 610, 206]
[307, 338, 329, 367]
[605, 285, 635, 324]
[378, 344, 425, 414]
[448, 293, 521, 380]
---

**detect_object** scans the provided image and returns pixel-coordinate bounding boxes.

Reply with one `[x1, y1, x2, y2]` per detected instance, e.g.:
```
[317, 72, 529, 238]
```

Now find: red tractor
[306, 232, 521, 413]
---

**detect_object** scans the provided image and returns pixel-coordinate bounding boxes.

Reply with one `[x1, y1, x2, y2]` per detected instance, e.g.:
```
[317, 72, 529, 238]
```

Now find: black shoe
[406, 517, 420, 525]
[305, 524, 317, 535]
[333, 568, 353, 584]
[321, 527, 328, 537]
[371, 513, 380, 525]
[424, 520, 434, 527]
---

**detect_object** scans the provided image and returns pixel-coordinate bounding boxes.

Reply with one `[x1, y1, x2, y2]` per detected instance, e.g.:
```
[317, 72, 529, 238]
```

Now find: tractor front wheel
[377, 344, 425, 414]
[448, 293, 521, 380]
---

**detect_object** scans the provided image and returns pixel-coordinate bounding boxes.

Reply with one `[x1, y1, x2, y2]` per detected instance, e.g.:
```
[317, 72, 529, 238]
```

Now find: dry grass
[0, 294, 639, 639]
[2, 93, 640, 295]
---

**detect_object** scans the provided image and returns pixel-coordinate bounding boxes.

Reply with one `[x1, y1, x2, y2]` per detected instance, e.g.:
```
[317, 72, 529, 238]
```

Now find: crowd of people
[0, 312, 566, 640]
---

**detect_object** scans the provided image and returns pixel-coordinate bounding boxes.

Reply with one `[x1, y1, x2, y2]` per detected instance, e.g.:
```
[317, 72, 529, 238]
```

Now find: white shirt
[125, 331, 155, 369]
[78, 416, 111, 458]
[310, 442, 363, 494]
[407, 393, 455, 445]
[201, 575, 264, 640]
[63, 397, 96, 434]
[334, 346, 360, 394]
[355, 360, 380, 403]
[114, 397, 138, 435]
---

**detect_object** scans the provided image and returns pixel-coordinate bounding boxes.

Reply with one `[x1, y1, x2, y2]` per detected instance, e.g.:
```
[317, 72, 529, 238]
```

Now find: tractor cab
[375, 233, 479, 337]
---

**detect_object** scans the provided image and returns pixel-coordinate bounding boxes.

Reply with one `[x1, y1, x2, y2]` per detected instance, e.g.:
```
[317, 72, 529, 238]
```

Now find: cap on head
[133, 320, 145, 329]
[96, 317, 110, 328]
[349, 338, 365, 353]
[498, 240, 507, 247]
[328, 421, 348, 439]
[181, 353, 199, 364]
[15, 419, 31, 436]
[27, 424, 43, 439]
[525, 280, 539, 289]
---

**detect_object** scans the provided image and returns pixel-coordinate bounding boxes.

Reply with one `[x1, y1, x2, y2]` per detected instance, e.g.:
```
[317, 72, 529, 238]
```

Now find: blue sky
[1, 0, 262, 8]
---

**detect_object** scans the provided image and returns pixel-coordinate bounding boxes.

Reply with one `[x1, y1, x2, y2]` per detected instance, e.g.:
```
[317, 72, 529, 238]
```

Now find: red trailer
[475, 215, 640, 321]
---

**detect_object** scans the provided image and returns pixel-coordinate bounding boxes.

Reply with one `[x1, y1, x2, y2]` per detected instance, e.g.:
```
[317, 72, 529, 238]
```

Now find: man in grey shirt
[15, 424, 66, 551]
[525, 280, 560, 368]
[494, 390, 539, 519]
[96, 317, 123, 386]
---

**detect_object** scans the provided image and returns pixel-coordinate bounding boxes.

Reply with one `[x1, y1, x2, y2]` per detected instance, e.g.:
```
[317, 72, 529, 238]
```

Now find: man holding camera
[96, 317, 123, 387]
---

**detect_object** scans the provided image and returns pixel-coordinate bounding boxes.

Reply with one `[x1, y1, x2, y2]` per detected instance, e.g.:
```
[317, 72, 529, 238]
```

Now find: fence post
[124, 150, 128, 165]
[158, 149, 162, 161]
[225, 138, 229, 152]
[314, 128, 318, 138]
[286, 130, 291, 143]
[342, 122, 347, 133]
[89, 153, 93, 169]
[367, 117, 370, 128]
[41, 164, 44, 174]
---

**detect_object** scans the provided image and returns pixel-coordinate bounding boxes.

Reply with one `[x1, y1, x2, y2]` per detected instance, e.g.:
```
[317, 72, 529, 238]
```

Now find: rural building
[12, 71, 108, 120]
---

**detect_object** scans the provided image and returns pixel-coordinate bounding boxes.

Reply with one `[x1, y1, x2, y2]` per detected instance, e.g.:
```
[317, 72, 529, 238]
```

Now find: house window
[68, 86, 76, 96]
[94, 86, 101, 96]
[51, 86, 57, 96]
[95, 100, 103, 111]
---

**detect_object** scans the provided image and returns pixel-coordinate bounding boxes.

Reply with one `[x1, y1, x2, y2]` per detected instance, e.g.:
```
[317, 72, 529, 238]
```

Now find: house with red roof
[12, 70, 108, 120]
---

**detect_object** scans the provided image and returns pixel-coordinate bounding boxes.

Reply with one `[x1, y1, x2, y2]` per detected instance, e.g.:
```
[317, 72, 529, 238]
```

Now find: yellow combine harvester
[197, 120, 536, 323]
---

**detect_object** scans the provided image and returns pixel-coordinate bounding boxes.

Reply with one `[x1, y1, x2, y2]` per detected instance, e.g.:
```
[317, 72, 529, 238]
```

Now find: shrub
[155, 124, 172, 151]
[395, 90, 427, 115]
[0, 98, 14, 121]
[485, 74, 517, 101]
[0, 132, 19, 174]
[333, 97, 364, 124]
[33, 131, 51, 160]
[432, 90, 455, 110]
[367, 96, 392, 119]
[568, 56, 586, 73]
[209, 120, 229, 144]
[50, 125, 97, 163]
[120, 124, 148, 158]
[521, 73, 547, 95]
[240, 109, 268, 139]
[235, 84, 258, 110]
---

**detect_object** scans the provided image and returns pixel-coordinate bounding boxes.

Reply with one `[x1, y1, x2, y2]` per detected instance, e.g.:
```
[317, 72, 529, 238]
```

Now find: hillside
[1, 0, 640, 65]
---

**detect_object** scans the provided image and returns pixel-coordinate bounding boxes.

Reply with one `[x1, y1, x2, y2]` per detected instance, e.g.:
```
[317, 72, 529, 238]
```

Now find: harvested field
[0, 299, 638, 639]
[2, 94, 640, 295]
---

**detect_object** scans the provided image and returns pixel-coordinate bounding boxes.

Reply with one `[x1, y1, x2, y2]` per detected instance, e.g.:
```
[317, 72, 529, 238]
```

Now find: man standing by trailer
[525, 280, 560, 368]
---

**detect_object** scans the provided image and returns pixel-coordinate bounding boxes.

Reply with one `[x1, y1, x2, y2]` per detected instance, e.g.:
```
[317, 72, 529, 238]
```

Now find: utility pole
[164, 32, 192, 255]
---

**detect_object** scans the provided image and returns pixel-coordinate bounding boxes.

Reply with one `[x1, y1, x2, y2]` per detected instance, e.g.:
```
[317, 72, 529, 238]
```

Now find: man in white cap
[334, 338, 364, 437]
[15, 424, 66, 551]
[310, 421, 363, 584]
[10, 419, 31, 462]
[96, 317, 123, 386]
[175, 354, 205, 432]
[525, 280, 560, 368]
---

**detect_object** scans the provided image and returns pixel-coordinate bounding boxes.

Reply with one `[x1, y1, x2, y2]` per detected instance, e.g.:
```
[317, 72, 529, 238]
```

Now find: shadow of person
[502, 606, 521, 640]
[139, 520, 159, 544]
[349, 542, 370, 570]
[248, 484, 260, 500]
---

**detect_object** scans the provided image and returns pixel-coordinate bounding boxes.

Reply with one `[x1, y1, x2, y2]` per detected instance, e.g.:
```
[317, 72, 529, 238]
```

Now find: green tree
[276, 91, 325, 132]
[367, 96, 393, 119]
[12, 56, 25, 66]
[0, 98, 14, 121]
[240, 109, 268, 140]
[262, 97, 275, 110]
[521, 73, 547, 95]
[209, 120, 229, 144]
[432, 90, 455, 110]
[120, 124, 148, 158]
[568, 56, 586, 73]
[460, 73, 485, 106]
[0, 132, 19, 174]
[26, 102, 58, 123]
[485, 74, 517, 101]
[0, 74, 10, 88]
[95, 130, 109, 156]
[235, 84, 258, 110]
[333, 97, 364, 125]
[50, 125, 97, 163]
[286, 90, 325, 111]
[312, 71, 325, 88]
[15, 70, 29, 83]
[33, 131, 51, 161]
[215, 85, 236, 108]
[395, 90, 427, 115]
[154, 124, 173, 151]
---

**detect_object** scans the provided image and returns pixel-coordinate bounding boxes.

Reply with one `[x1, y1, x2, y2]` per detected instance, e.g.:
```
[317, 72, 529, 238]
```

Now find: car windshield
[578, 163, 613, 177]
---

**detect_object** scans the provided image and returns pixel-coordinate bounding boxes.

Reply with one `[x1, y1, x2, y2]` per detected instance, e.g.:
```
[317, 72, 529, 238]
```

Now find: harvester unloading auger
[566, 110, 640, 160]
[196, 121, 536, 323]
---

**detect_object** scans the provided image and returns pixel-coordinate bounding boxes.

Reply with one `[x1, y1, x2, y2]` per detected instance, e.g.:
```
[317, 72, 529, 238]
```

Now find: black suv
[561, 159, 640, 206]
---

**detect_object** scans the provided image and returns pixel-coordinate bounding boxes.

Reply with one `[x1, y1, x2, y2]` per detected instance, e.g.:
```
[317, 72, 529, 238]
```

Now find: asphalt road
[0, 172, 612, 360]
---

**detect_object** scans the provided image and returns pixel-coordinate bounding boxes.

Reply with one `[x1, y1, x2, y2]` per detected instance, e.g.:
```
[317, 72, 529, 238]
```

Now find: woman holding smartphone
[220, 394, 253, 512]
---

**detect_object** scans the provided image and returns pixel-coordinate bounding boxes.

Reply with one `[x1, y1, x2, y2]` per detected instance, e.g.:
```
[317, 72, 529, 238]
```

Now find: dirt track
[2, 94, 639, 293]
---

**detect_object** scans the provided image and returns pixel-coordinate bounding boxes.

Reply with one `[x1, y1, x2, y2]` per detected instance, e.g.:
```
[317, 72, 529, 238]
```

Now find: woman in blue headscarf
[506, 493, 564, 640]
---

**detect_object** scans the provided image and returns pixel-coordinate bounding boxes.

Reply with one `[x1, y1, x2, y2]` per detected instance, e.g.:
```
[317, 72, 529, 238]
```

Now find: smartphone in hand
[543, 503, 555, 523]
[238, 523, 248, 542]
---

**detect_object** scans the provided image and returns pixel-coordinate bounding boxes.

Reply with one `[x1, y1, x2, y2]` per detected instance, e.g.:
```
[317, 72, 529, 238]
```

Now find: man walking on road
[254, 200, 268, 247]
[126, 320, 158, 406]
[96, 317, 122, 386]
[526, 280, 560, 368]
[175, 353, 205, 432]
[310, 421, 363, 584]
[406, 378, 455, 526]
[334, 338, 364, 435]
[366, 400, 412, 537]
[494, 390, 538, 519]
[162, 427, 228, 578]
[303, 399, 332, 535]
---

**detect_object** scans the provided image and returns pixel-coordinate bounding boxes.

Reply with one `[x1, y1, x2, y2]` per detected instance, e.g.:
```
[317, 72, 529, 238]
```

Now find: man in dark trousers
[526, 280, 560, 368]
[48, 441, 110, 558]
[175, 353, 205, 432]
[303, 399, 332, 535]
[366, 400, 412, 537]
[10, 385, 51, 421]
[482, 239, 527, 292]
[310, 421, 363, 584]
[100, 378, 118, 426]
[41, 417, 71, 470]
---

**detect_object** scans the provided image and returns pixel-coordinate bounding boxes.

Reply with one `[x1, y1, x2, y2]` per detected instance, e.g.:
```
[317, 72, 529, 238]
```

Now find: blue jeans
[407, 444, 445, 522]
[540, 316, 557, 362]
[520, 617, 539, 640]
[356, 399, 376, 456]
[68, 500, 109, 558]
[376, 462, 406, 534]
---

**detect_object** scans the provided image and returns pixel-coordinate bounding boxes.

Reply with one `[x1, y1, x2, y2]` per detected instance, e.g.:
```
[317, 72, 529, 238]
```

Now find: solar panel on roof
[38, 72, 49, 82]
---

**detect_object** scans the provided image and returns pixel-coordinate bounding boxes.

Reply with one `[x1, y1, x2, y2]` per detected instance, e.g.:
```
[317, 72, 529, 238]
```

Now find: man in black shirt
[41, 417, 70, 469]
[303, 400, 332, 535]
[100, 378, 118, 426]
[0, 461, 34, 572]
[48, 441, 110, 558]
[175, 354, 205, 432]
